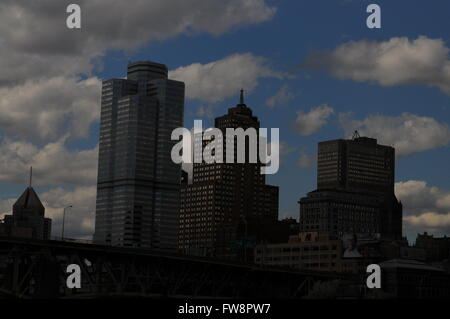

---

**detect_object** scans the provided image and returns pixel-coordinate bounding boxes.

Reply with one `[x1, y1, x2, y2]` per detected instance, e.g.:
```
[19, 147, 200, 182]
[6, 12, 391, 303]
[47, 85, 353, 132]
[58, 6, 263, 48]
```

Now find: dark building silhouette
[299, 133, 402, 240]
[380, 259, 450, 298]
[317, 133, 395, 193]
[274, 217, 300, 240]
[178, 91, 279, 261]
[415, 232, 450, 262]
[0, 179, 51, 240]
[180, 169, 189, 185]
[94, 61, 185, 250]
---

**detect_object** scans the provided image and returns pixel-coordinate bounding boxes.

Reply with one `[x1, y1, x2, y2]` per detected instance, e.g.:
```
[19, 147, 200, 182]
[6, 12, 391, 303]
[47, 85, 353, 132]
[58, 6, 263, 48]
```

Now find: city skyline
[0, 0, 449, 243]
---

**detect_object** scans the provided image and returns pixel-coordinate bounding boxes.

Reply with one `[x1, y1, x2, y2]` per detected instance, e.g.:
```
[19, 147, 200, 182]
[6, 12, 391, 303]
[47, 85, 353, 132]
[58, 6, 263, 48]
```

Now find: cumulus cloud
[340, 112, 450, 156]
[0, 199, 15, 217]
[0, 0, 276, 85]
[0, 0, 278, 188]
[169, 53, 285, 103]
[0, 0, 275, 139]
[0, 77, 101, 142]
[304, 36, 450, 95]
[0, 138, 98, 186]
[41, 186, 96, 239]
[196, 104, 218, 118]
[294, 104, 334, 135]
[406, 213, 450, 229]
[297, 152, 316, 168]
[265, 85, 295, 108]
[396, 180, 450, 236]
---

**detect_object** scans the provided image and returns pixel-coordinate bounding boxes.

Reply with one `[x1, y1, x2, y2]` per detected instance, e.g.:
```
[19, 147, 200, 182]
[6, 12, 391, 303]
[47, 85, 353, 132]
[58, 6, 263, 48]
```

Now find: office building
[254, 232, 361, 273]
[299, 133, 402, 240]
[94, 61, 185, 250]
[178, 91, 279, 260]
[317, 133, 395, 194]
[415, 232, 450, 261]
[255, 232, 345, 273]
[0, 181, 52, 240]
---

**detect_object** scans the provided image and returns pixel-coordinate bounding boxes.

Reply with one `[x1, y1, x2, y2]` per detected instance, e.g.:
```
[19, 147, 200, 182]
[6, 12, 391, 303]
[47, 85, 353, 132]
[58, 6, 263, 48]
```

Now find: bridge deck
[0, 237, 354, 298]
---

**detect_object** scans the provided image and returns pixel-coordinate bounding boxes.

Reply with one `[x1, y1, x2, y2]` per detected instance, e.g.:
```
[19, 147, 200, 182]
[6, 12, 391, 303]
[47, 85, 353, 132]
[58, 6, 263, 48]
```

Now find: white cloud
[0, 0, 277, 162]
[0, 0, 276, 85]
[304, 36, 450, 95]
[0, 138, 98, 186]
[294, 104, 334, 136]
[405, 213, 450, 229]
[340, 112, 450, 156]
[395, 180, 445, 214]
[169, 53, 285, 103]
[0, 199, 15, 217]
[297, 152, 316, 168]
[0, 0, 277, 183]
[196, 104, 218, 118]
[41, 186, 96, 239]
[395, 180, 450, 236]
[265, 85, 295, 108]
[0, 76, 101, 142]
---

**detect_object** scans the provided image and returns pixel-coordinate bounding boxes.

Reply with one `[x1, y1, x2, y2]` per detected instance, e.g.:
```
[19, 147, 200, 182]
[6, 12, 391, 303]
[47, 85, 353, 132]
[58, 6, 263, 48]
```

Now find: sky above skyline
[0, 0, 449, 242]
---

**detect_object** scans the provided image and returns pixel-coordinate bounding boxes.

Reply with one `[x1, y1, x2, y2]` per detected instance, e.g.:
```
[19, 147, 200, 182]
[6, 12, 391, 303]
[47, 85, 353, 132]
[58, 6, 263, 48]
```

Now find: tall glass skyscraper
[94, 61, 185, 250]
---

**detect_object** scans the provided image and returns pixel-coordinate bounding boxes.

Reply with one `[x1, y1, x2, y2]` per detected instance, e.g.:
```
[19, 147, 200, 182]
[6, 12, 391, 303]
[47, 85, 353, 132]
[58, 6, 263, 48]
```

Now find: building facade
[415, 232, 450, 261]
[317, 135, 395, 194]
[178, 92, 279, 261]
[0, 186, 51, 240]
[380, 259, 450, 298]
[254, 232, 362, 273]
[94, 61, 185, 250]
[299, 134, 402, 240]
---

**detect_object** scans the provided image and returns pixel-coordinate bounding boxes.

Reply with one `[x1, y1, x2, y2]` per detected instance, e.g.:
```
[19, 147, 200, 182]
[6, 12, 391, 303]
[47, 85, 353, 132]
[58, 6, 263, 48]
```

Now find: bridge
[0, 237, 354, 299]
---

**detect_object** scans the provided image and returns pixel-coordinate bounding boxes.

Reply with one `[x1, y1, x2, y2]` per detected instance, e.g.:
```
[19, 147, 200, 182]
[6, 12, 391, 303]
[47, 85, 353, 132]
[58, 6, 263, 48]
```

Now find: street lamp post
[61, 205, 73, 240]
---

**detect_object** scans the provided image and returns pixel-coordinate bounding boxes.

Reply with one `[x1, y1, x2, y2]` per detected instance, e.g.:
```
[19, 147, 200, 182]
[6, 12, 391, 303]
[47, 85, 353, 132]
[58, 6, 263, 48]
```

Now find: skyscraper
[178, 91, 279, 261]
[94, 61, 185, 250]
[317, 133, 395, 194]
[299, 133, 402, 240]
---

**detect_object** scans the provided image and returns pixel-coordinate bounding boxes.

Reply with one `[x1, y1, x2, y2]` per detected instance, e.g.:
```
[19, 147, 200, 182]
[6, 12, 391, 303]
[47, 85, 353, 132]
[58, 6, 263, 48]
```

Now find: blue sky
[0, 0, 449, 241]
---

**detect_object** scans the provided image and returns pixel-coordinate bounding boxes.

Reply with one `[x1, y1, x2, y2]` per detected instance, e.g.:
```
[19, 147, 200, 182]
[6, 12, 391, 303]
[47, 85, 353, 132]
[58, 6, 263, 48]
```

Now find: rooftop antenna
[29, 166, 33, 188]
[240, 89, 245, 105]
[352, 130, 360, 140]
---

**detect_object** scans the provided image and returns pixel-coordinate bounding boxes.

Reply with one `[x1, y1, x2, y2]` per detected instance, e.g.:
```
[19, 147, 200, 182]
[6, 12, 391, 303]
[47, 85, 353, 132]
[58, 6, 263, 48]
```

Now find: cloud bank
[169, 53, 285, 103]
[396, 180, 450, 237]
[304, 36, 450, 95]
[294, 104, 334, 136]
[340, 112, 450, 156]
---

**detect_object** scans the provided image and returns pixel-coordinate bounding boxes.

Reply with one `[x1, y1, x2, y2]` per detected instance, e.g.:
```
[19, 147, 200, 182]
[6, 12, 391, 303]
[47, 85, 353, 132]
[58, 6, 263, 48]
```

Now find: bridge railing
[50, 236, 93, 244]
